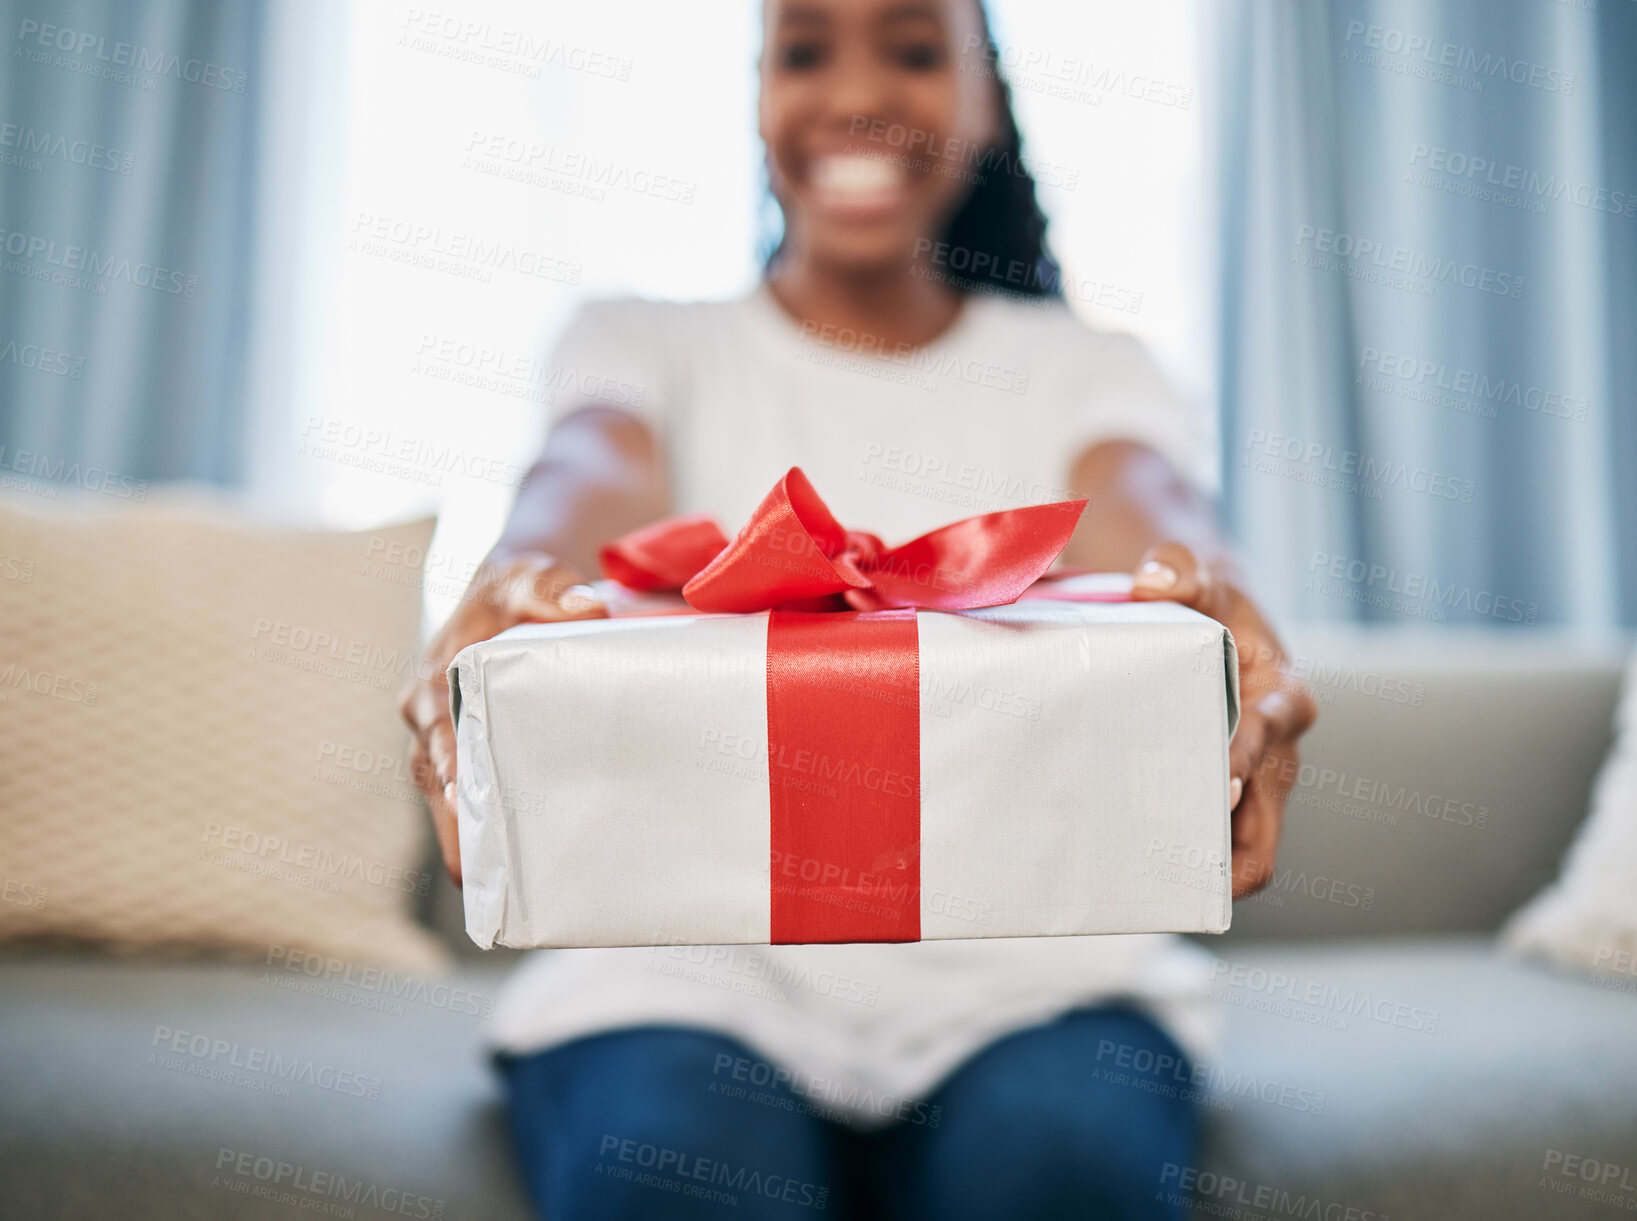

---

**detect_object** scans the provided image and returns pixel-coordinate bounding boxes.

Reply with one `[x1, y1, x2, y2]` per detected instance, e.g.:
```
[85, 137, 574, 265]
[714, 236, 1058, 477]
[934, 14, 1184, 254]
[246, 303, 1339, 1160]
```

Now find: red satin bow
[599, 467, 1088, 613]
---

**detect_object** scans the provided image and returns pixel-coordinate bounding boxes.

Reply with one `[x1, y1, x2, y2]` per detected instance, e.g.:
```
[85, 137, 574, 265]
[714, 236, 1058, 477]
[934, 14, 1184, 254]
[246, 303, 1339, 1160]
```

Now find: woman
[401, 0, 1316, 1216]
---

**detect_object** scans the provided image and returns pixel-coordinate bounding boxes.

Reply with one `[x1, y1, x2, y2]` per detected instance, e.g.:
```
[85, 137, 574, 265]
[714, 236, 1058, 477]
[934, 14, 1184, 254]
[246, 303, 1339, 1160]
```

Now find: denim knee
[865, 1007, 1200, 1221]
[501, 1027, 847, 1221]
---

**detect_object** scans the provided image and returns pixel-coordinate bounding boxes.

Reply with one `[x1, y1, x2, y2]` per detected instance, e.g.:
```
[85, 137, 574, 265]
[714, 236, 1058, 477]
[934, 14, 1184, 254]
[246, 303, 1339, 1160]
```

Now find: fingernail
[1229, 776, 1244, 808]
[443, 782, 456, 804]
[1135, 561, 1178, 591]
[558, 584, 599, 614]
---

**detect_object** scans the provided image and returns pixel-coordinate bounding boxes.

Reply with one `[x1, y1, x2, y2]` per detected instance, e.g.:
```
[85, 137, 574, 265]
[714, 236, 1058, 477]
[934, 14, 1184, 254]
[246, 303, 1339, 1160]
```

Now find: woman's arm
[400, 407, 666, 884]
[1065, 440, 1319, 899]
[491, 407, 669, 574]
[1061, 440, 1241, 579]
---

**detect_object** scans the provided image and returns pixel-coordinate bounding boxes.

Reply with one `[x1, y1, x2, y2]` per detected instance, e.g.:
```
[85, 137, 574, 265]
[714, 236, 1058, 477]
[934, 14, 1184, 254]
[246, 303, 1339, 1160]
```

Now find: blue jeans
[499, 1007, 1199, 1220]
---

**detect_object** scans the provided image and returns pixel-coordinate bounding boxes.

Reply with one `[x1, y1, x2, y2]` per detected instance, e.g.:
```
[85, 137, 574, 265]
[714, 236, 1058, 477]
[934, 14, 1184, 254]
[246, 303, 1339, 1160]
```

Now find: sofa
[2, 627, 1633, 1220]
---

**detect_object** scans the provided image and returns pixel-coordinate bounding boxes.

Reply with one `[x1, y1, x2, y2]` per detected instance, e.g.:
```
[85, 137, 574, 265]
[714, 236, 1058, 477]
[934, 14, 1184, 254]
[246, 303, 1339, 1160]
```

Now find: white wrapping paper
[450, 592, 1238, 949]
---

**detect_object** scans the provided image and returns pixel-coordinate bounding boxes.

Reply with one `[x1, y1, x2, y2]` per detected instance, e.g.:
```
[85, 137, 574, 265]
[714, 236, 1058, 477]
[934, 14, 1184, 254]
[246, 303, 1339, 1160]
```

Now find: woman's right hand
[399, 551, 607, 885]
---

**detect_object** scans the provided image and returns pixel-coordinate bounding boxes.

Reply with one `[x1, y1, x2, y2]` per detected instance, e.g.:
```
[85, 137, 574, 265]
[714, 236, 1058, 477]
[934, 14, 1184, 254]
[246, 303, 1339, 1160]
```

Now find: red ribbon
[599, 469, 1089, 943]
[600, 467, 1088, 613]
[766, 609, 921, 943]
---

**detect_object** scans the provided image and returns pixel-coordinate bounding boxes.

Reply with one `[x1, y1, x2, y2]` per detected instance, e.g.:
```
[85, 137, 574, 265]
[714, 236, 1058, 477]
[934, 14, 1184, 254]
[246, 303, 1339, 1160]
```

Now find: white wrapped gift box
[449, 580, 1238, 949]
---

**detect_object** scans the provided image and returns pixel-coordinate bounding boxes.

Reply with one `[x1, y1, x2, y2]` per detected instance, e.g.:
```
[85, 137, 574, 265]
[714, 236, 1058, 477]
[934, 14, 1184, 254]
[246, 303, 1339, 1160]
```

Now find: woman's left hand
[1128, 544, 1319, 899]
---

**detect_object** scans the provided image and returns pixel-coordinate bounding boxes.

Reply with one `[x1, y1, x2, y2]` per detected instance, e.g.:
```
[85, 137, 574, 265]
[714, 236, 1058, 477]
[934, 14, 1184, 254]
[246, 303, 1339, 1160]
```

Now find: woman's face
[760, 0, 999, 274]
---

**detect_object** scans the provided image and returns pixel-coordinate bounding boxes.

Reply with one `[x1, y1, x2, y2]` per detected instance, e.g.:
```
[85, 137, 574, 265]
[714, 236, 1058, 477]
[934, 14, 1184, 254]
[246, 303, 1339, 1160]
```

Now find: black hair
[760, 3, 1064, 300]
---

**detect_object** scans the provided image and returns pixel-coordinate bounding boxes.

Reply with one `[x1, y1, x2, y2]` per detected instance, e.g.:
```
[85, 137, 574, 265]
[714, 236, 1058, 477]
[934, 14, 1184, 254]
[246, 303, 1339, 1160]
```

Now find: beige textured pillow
[0, 490, 445, 970]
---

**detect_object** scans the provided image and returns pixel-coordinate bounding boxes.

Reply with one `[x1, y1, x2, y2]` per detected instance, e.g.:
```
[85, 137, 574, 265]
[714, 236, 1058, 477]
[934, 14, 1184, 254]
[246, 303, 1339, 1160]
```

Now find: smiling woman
[389, 0, 1315, 1218]
[264, 1, 1214, 648]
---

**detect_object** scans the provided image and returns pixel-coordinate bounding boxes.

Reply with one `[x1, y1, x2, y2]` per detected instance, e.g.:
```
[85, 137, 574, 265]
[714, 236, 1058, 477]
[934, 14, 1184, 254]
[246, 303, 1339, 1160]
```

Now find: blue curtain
[0, 0, 265, 489]
[1213, 0, 1637, 628]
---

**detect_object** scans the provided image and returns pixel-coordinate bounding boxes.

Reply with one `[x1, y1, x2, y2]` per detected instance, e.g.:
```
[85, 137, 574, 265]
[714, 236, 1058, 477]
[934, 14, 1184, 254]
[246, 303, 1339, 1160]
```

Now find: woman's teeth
[810, 155, 908, 210]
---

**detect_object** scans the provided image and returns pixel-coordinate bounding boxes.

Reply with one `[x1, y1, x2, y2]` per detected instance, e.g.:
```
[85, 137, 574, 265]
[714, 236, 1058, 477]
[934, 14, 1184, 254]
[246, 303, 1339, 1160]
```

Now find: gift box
[450, 470, 1239, 949]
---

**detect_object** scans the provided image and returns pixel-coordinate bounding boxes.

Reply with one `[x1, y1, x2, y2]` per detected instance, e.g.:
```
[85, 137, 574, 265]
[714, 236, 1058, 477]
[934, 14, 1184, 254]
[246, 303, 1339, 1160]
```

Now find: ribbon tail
[858, 498, 1089, 610]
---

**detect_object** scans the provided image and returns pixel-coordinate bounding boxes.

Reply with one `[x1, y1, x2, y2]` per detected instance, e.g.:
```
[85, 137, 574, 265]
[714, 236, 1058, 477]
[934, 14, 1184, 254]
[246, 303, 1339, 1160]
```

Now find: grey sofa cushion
[1224, 631, 1626, 943]
[0, 951, 533, 1221]
[4, 938, 1634, 1220]
[1195, 939, 1637, 1221]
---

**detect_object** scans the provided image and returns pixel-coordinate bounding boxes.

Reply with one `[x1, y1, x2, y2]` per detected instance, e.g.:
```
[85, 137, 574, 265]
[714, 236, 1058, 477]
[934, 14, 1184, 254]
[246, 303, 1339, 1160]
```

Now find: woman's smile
[806, 152, 914, 219]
